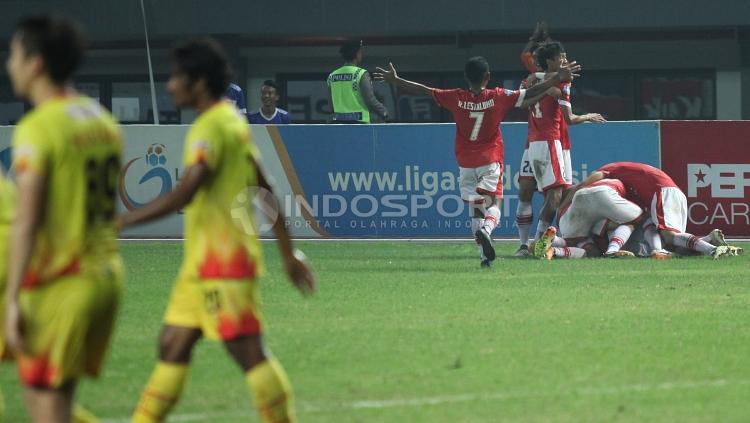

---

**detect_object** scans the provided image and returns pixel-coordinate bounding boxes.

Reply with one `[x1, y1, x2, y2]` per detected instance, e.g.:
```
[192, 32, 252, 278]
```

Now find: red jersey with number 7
[432, 88, 526, 168]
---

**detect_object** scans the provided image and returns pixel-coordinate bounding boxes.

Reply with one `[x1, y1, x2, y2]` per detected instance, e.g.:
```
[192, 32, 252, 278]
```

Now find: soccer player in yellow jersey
[4, 16, 123, 423]
[119, 38, 316, 423]
[0, 168, 15, 423]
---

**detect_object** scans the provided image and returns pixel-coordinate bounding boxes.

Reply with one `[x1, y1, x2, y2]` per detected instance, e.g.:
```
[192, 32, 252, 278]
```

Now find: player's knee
[518, 180, 535, 201]
[157, 327, 200, 363]
[224, 335, 267, 372]
[547, 188, 563, 207]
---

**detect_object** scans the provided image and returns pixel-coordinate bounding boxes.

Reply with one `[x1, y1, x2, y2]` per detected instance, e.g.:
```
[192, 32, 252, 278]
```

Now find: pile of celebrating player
[374, 21, 743, 266]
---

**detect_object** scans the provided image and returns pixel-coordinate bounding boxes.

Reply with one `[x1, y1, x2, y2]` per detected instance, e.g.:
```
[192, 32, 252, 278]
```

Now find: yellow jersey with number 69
[180, 101, 263, 281]
[12, 95, 122, 290]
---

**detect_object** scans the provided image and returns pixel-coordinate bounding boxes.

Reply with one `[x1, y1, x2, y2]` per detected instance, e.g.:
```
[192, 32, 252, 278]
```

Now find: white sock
[534, 220, 551, 241]
[672, 233, 715, 255]
[482, 205, 501, 234]
[551, 236, 566, 248]
[644, 225, 663, 252]
[606, 225, 634, 254]
[516, 201, 533, 247]
[553, 247, 586, 258]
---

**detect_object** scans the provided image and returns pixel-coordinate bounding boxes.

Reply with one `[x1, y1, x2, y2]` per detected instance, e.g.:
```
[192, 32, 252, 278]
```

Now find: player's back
[13, 95, 122, 288]
[599, 162, 677, 205]
[181, 101, 263, 280]
[432, 87, 522, 167]
[589, 178, 626, 197]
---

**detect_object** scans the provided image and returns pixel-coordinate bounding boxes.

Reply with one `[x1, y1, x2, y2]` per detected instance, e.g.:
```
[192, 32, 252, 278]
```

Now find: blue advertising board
[276, 121, 660, 237]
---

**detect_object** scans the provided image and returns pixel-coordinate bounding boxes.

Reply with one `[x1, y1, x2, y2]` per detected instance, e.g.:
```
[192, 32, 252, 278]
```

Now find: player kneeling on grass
[373, 57, 580, 267]
[534, 179, 644, 259]
[118, 38, 316, 423]
[581, 162, 742, 259]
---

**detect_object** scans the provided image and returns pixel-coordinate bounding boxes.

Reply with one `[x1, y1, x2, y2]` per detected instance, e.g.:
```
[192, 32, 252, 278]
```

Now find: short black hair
[171, 38, 232, 99]
[340, 39, 363, 61]
[15, 15, 87, 84]
[464, 56, 490, 84]
[535, 41, 565, 71]
[262, 80, 278, 90]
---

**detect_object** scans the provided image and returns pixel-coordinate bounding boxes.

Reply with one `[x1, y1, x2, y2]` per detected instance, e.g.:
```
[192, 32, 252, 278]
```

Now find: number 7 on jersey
[469, 111, 484, 141]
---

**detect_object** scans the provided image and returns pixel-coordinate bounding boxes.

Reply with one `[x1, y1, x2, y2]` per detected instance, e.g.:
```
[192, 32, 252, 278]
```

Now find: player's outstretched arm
[118, 163, 210, 229]
[5, 168, 45, 354]
[519, 87, 560, 109]
[372, 62, 434, 97]
[521, 61, 581, 102]
[255, 160, 316, 296]
[562, 104, 606, 124]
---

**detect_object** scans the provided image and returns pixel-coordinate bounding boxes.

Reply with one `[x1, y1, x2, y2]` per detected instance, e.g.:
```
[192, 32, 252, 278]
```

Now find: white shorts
[459, 162, 503, 203]
[649, 187, 688, 233]
[526, 140, 571, 192]
[559, 185, 643, 240]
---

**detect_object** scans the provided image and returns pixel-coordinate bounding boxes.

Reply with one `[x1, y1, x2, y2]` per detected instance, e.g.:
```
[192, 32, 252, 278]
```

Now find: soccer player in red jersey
[516, 42, 606, 258]
[374, 57, 580, 266]
[578, 162, 739, 258]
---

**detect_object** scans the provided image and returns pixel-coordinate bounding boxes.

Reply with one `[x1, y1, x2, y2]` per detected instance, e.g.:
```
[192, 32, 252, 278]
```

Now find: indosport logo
[119, 143, 175, 210]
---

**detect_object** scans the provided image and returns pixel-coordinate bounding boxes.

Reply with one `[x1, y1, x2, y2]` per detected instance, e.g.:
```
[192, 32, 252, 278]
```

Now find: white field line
[101, 378, 749, 422]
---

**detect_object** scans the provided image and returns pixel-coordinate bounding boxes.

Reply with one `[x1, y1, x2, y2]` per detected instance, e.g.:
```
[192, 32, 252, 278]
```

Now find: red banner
[660, 121, 750, 236]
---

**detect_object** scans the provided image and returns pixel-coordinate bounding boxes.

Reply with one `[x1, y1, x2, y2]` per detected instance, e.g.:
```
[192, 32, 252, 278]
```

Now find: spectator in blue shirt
[249, 80, 292, 124]
[225, 82, 248, 116]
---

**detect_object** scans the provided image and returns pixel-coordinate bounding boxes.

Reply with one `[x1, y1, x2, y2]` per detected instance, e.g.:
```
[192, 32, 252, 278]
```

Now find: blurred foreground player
[119, 38, 316, 423]
[4, 15, 123, 423]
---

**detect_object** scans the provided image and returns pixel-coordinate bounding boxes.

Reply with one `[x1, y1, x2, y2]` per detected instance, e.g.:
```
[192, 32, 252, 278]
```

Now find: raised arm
[519, 86, 560, 109]
[372, 62, 434, 97]
[521, 61, 581, 103]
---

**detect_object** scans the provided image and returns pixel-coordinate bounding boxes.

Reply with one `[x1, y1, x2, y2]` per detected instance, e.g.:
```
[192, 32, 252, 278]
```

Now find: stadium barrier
[0, 121, 747, 237]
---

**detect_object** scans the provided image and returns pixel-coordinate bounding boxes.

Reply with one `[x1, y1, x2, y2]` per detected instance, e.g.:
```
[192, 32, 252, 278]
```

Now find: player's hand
[558, 61, 581, 82]
[284, 249, 316, 296]
[586, 113, 606, 123]
[373, 62, 398, 84]
[115, 215, 125, 233]
[4, 301, 26, 354]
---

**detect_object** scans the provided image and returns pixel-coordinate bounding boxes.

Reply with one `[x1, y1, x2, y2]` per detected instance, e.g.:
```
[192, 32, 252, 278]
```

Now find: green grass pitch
[2, 240, 749, 422]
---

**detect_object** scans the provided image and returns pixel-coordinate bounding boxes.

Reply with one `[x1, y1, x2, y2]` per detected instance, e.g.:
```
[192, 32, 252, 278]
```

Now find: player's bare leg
[132, 325, 201, 423]
[515, 178, 536, 257]
[535, 186, 563, 241]
[225, 335, 295, 423]
[24, 381, 75, 423]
